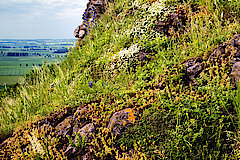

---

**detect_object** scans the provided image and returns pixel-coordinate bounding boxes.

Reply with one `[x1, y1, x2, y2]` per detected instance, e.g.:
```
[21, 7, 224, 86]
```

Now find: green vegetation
[1, 0, 240, 159]
[67, 134, 87, 149]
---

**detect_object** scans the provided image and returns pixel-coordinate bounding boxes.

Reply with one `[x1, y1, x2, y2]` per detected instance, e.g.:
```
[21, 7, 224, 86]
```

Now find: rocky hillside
[0, 0, 240, 159]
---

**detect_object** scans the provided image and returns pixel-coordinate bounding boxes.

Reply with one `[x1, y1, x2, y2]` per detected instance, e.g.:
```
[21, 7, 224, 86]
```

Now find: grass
[0, 0, 240, 159]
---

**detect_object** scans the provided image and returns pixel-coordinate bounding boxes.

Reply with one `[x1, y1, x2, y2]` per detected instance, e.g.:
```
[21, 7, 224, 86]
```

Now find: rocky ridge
[74, 0, 107, 39]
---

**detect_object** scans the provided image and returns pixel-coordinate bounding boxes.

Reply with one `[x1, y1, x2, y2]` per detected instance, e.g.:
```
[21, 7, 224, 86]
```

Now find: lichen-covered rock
[183, 57, 203, 83]
[77, 123, 95, 139]
[55, 116, 74, 137]
[108, 108, 137, 136]
[64, 123, 95, 155]
[208, 34, 240, 63]
[231, 62, 240, 85]
[74, 0, 106, 39]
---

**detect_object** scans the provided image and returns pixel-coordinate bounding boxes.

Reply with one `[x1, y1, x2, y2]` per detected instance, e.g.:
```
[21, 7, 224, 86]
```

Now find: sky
[0, 0, 88, 39]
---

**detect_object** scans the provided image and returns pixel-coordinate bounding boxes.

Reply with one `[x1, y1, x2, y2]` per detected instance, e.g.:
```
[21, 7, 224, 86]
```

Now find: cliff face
[74, 0, 106, 39]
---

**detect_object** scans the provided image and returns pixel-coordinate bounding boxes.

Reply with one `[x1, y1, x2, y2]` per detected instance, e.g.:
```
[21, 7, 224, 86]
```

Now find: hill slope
[1, 0, 240, 159]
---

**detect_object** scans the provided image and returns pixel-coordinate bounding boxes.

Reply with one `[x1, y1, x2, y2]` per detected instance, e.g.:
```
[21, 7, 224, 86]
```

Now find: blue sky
[0, 0, 88, 39]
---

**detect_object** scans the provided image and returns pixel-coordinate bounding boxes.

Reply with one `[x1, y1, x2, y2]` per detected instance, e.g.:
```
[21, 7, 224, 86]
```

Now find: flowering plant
[83, 6, 98, 35]
[106, 44, 141, 72]
[129, 0, 174, 40]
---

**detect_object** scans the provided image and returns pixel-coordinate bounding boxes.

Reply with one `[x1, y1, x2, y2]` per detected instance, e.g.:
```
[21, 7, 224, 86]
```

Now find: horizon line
[0, 38, 77, 40]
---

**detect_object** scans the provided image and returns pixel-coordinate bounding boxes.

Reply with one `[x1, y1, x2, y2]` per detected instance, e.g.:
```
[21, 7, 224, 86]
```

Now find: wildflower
[27, 131, 44, 155]
[89, 81, 93, 88]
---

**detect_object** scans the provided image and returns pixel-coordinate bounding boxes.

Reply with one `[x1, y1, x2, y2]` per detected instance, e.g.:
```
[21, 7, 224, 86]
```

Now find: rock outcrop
[183, 57, 203, 83]
[183, 34, 240, 86]
[231, 62, 240, 85]
[74, 0, 106, 39]
[108, 108, 137, 136]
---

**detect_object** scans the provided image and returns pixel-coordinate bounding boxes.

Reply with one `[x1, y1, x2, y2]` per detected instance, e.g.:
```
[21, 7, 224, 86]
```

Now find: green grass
[0, 0, 240, 159]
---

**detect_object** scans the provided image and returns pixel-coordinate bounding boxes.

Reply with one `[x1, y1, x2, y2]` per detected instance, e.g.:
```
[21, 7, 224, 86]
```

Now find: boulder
[65, 123, 95, 155]
[183, 57, 203, 84]
[74, 29, 86, 39]
[72, 107, 89, 137]
[55, 116, 74, 137]
[156, 8, 188, 37]
[182, 35, 240, 86]
[209, 34, 240, 63]
[232, 34, 240, 63]
[77, 123, 95, 139]
[63, 107, 92, 156]
[231, 62, 240, 85]
[187, 62, 202, 81]
[108, 108, 137, 136]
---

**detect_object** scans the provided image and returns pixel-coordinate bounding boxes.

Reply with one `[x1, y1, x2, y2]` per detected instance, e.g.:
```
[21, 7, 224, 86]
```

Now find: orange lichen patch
[124, 108, 136, 125]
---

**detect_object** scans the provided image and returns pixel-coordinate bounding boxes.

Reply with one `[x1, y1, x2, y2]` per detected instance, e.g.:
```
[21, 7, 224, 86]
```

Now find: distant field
[0, 56, 64, 85]
[0, 39, 74, 85]
[0, 56, 61, 76]
[0, 76, 22, 86]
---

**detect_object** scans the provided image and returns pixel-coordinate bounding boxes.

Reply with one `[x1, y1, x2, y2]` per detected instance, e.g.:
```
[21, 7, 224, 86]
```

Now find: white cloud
[37, 0, 66, 8]
[37, 0, 88, 8]
[10, 0, 32, 2]
[54, 0, 89, 19]
[0, 0, 89, 38]
[56, 7, 85, 19]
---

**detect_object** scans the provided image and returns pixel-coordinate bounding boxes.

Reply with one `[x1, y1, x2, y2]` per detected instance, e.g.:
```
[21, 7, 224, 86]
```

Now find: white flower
[27, 131, 45, 155]
[117, 43, 141, 60]
[129, 0, 173, 40]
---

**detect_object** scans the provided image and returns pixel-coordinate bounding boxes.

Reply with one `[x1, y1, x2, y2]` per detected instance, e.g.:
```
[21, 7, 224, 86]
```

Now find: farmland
[0, 39, 76, 87]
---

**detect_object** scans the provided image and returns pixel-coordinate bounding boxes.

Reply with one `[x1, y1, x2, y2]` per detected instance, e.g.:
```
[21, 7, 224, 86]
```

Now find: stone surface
[231, 62, 240, 85]
[55, 116, 74, 137]
[156, 8, 188, 37]
[77, 123, 95, 139]
[183, 57, 203, 83]
[74, 0, 106, 39]
[108, 108, 137, 136]
[64, 123, 95, 156]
